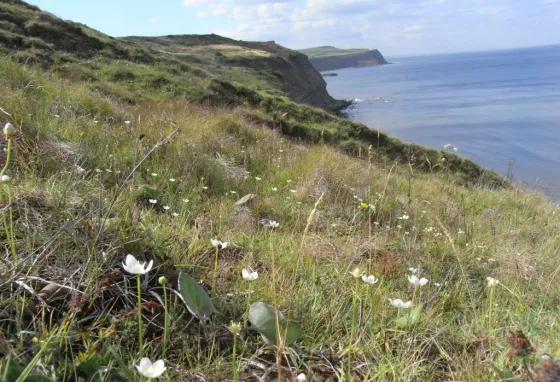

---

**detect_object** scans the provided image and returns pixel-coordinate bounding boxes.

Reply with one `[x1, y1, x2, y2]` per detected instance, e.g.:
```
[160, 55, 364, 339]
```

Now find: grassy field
[0, 2, 560, 382]
[0, 53, 559, 381]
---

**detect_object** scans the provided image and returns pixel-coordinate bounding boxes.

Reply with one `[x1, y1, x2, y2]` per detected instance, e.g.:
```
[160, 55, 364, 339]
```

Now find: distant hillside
[0, 1, 344, 111]
[299, 46, 389, 71]
[298, 46, 369, 59]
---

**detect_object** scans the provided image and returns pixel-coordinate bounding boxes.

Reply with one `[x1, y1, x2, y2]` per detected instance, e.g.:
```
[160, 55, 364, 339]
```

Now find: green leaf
[178, 272, 217, 317]
[394, 306, 422, 329]
[248, 302, 302, 346]
[1, 356, 54, 382]
[491, 365, 523, 382]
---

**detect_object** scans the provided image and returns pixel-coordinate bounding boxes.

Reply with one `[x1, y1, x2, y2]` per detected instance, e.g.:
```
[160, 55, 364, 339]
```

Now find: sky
[27, 0, 560, 56]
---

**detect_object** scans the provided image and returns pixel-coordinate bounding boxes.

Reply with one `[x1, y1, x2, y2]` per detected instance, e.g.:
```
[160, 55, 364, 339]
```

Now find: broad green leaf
[394, 306, 422, 328]
[1, 356, 54, 382]
[178, 272, 217, 317]
[248, 302, 302, 346]
[491, 365, 523, 382]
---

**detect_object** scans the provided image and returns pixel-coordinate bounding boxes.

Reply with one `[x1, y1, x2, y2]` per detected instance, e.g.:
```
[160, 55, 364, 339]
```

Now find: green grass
[298, 46, 370, 59]
[0, 2, 559, 381]
[0, 51, 559, 381]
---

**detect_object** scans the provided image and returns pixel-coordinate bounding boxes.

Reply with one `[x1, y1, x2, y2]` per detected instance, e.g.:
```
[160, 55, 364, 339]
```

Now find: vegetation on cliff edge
[0, 1, 559, 381]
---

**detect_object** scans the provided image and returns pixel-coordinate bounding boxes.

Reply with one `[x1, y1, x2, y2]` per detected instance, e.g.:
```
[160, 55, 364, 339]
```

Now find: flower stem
[0, 138, 16, 260]
[232, 333, 238, 382]
[244, 291, 251, 328]
[137, 274, 143, 358]
[348, 276, 360, 378]
[488, 286, 495, 351]
[162, 283, 168, 358]
[212, 247, 219, 295]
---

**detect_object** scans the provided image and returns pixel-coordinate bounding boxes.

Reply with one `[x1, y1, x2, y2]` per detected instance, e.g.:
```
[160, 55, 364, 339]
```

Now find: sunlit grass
[0, 55, 558, 382]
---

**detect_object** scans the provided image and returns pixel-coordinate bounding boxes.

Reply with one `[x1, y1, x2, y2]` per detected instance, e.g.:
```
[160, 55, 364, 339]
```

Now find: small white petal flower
[261, 219, 280, 228]
[169, 178, 176, 182]
[163, 205, 170, 210]
[444, 143, 453, 150]
[136, 358, 166, 378]
[453, 147, 458, 152]
[151, 173, 158, 177]
[408, 274, 429, 286]
[96, 169, 103, 173]
[203, 186, 208, 190]
[434, 282, 442, 287]
[389, 298, 412, 309]
[122, 254, 153, 275]
[271, 187, 278, 191]
[255, 176, 262, 181]
[408, 267, 418, 274]
[290, 189, 296, 193]
[296, 373, 307, 382]
[149, 199, 157, 204]
[183, 198, 190, 203]
[486, 277, 499, 287]
[286, 179, 292, 183]
[0, 175, 11, 182]
[362, 275, 378, 285]
[211, 239, 228, 249]
[242, 269, 259, 281]
[172, 212, 179, 217]
[398, 214, 409, 220]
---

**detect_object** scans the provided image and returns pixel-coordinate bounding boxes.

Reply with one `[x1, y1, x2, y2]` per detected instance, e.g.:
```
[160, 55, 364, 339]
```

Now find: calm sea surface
[324, 45, 560, 200]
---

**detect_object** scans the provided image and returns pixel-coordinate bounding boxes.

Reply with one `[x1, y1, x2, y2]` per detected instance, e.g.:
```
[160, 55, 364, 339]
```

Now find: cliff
[0, 2, 344, 112]
[299, 46, 389, 71]
[122, 35, 347, 112]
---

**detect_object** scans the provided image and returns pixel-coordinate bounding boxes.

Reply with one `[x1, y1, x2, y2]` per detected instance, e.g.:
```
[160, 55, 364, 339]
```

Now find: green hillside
[298, 46, 369, 59]
[299, 45, 389, 71]
[0, 1, 559, 381]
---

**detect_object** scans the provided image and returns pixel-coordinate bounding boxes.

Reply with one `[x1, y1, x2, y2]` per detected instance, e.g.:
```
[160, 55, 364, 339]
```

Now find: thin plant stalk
[212, 246, 219, 295]
[1, 137, 16, 259]
[162, 284, 169, 358]
[348, 276, 360, 378]
[244, 292, 251, 328]
[137, 274, 144, 358]
[232, 333, 238, 382]
[487, 286, 495, 351]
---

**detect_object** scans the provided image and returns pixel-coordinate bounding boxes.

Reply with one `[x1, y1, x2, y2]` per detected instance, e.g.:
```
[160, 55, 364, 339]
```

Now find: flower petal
[125, 254, 137, 267]
[150, 360, 166, 377]
[144, 260, 153, 274]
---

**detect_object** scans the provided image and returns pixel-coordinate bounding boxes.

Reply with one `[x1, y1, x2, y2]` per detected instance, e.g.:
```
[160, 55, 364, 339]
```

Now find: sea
[323, 45, 560, 201]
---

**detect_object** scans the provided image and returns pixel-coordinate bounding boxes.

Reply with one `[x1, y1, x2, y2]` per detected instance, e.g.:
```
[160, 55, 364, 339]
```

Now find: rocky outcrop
[309, 50, 389, 72]
[215, 42, 347, 112]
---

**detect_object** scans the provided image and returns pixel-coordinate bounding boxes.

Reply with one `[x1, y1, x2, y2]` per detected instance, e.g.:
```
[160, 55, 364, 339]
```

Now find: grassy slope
[298, 46, 370, 59]
[0, 0, 505, 188]
[0, 2, 559, 382]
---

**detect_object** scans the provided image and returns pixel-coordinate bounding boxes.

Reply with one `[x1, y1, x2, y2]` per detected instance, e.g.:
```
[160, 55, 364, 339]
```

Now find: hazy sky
[28, 0, 560, 56]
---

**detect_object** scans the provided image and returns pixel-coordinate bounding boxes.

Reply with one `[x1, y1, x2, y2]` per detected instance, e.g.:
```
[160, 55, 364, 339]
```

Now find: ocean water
[323, 45, 560, 200]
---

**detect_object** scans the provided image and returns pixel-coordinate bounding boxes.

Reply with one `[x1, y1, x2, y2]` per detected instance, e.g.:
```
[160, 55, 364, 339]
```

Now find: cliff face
[204, 40, 347, 111]
[309, 49, 389, 71]
[121, 35, 347, 112]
